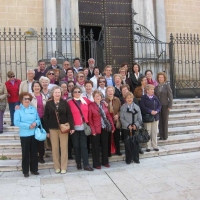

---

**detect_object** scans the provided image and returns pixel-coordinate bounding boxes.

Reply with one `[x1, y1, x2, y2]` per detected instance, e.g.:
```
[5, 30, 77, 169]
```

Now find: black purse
[142, 99, 155, 123]
[135, 124, 150, 143]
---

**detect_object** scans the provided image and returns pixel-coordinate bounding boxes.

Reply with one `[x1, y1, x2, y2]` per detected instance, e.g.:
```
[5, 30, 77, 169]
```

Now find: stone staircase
[1, 98, 200, 172]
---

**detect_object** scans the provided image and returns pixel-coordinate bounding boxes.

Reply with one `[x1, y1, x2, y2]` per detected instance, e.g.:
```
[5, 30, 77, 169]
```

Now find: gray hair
[27, 69, 35, 73]
[39, 76, 50, 85]
[88, 58, 95, 63]
[50, 57, 57, 61]
[51, 86, 63, 98]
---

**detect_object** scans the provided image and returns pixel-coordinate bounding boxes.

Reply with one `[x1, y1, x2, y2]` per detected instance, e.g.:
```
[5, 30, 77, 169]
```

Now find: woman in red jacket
[88, 90, 115, 169]
[5, 71, 21, 126]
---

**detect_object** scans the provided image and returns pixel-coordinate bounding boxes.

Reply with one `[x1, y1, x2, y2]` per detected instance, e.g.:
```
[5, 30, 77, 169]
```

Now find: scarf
[74, 97, 87, 104]
[147, 79, 154, 85]
[158, 82, 165, 92]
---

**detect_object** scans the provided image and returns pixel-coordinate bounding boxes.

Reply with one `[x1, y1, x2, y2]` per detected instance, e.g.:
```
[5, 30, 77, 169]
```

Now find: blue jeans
[9, 102, 20, 126]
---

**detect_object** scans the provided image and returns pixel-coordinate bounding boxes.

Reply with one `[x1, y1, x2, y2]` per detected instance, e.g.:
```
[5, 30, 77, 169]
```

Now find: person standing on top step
[155, 72, 173, 140]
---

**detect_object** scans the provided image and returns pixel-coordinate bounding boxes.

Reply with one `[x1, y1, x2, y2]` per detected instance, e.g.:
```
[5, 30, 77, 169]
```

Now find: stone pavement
[0, 152, 200, 200]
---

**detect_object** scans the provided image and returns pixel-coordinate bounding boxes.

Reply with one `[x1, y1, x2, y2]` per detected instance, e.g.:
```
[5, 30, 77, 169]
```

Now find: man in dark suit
[87, 58, 95, 79]
[60, 60, 71, 79]
[46, 57, 62, 71]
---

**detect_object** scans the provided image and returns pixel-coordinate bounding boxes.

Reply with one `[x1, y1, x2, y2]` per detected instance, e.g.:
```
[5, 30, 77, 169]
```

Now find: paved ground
[0, 152, 200, 200]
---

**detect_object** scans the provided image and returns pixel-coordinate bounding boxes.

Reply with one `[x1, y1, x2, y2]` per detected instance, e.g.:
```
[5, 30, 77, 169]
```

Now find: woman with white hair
[39, 76, 51, 99]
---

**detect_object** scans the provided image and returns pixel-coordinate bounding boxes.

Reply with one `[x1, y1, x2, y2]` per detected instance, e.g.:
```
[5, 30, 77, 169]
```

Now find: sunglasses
[64, 64, 70, 65]
[9, 75, 15, 78]
[23, 98, 31, 101]
[99, 80, 106, 83]
[78, 76, 84, 78]
[48, 73, 54, 75]
[73, 91, 81, 94]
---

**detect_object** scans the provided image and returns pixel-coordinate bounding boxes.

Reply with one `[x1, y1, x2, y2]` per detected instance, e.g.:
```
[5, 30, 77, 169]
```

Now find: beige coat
[30, 93, 47, 109]
[0, 83, 8, 110]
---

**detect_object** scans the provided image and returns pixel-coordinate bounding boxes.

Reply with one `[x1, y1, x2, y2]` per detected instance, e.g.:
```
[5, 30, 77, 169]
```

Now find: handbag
[135, 124, 150, 143]
[55, 111, 70, 133]
[142, 114, 155, 123]
[115, 119, 121, 129]
[35, 123, 47, 141]
[0, 100, 6, 111]
[72, 100, 91, 136]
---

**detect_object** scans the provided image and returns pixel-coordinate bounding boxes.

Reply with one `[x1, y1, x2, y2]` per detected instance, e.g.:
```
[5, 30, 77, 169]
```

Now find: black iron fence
[0, 28, 104, 83]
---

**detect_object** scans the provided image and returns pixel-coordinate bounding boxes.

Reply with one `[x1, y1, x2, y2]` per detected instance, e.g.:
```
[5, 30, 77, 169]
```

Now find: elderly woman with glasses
[46, 70, 58, 88]
[43, 86, 74, 174]
[14, 92, 40, 177]
[97, 76, 107, 98]
[76, 72, 86, 93]
[5, 71, 21, 126]
[30, 81, 47, 164]
[68, 86, 94, 171]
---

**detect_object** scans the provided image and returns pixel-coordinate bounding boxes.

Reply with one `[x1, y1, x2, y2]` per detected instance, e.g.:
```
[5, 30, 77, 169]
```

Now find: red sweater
[88, 102, 115, 135]
[5, 79, 21, 103]
[68, 97, 91, 126]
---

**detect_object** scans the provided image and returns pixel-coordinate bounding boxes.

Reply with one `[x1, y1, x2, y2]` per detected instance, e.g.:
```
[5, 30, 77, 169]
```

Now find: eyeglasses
[48, 73, 54, 75]
[99, 80, 106, 83]
[68, 85, 74, 87]
[23, 98, 31, 101]
[64, 64, 70, 65]
[9, 75, 15, 78]
[78, 76, 84, 78]
[73, 91, 81, 94]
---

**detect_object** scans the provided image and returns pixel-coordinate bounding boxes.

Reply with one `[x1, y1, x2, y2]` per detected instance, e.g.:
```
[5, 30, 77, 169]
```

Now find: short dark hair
[59, 81, 68, 87]
[138, 75, 146, 86]
[66, 68, 74, 74]
[120, 84, 130, 92]
[31, 81, 43, 92]
[120, 62, 128, 68]
[93, 67, 101, 74]
[132, 62, 140, 72]
[84, 80, 93, 87]
[38, 60, 45, 65]
[71, 85, 82, 97]
[145, 69, 153, 75]
[73, 57, 80, 63]
[19, 92, 33, 103]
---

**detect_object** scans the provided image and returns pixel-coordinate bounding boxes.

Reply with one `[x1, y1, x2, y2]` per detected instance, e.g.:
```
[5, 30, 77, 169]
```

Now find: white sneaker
[61, 170, 66, 174]
[55, 169, 60, 174]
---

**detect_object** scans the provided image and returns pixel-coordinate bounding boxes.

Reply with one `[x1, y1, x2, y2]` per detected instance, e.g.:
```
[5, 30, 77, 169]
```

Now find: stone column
[61, 0, 72, 59]
[43, 0, 57, 59]
[25, 28, 38, 71]
[155, 0, 166, 42]
[70, 0, 80, 58]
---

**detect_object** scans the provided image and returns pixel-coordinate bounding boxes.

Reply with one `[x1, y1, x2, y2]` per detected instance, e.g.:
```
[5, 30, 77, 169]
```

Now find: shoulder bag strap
[72, 99, 86, 123]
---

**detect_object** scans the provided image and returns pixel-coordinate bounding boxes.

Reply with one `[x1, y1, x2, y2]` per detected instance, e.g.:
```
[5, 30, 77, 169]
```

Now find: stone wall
[165, 0, 200, 41]
[0, 0, 43, 32]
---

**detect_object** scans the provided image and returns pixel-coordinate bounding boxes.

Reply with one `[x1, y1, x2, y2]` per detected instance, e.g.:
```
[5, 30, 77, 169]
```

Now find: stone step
[1, 133, 200, 158]
[0, 132, 19, 140]
[169, 107, 200, 115]
[3, 125, 19, 132]
[173, 98, 200, 104]
[172, 103, 200, 109]
[168, 125, 200, 135]
[169, 113, 200, 121]
[168, 118, 200, 128]
[1, 141, 200, 172]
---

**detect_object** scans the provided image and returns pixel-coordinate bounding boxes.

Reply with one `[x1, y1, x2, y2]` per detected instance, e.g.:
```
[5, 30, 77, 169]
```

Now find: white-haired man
[19, 69, 35, 93]
[46, 57, 62, 71]
[87, 58, 95, 79]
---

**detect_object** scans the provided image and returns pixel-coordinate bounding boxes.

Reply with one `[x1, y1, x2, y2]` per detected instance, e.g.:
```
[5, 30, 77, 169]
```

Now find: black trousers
[38, 118, 45, 159]
[68, 133, 73, 157]
[91, 129, 109, 167]
[122, 129, 139, 164]
[71, 130, 89, 167]
[20, 135, 38, 174]
[114, 128, 121, 154]
[159, 105, 169, 140]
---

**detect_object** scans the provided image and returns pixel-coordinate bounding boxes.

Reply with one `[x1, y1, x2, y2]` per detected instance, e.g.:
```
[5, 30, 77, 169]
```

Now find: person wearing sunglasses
[67, 81, 75, 100]
[14, 92, 40, 177]
[68, 86, 94, 171]
[97, 76, 107, 98]
[76, 72, 86, 93]
[5, 71, 21, 126]
[46, 70, 57, 89]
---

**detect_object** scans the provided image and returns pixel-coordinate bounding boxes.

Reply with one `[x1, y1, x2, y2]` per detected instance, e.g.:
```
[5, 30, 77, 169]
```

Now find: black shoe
[38, 158, 45, 164]
[126, 161, 131, 165]
[134, 160, 140, 164]
[24, 174, 29, 178]
[153, 148, 159, 151]
[77, 164, 82, 170]
[146, 149, 150, 152]
[139, 149, 144, 154]
[68, 155, 74, 160]
[116, 152, 122, 156]
[159, 138, 163, 140]
[0, 131, 3, 134]
[84, 166, 94, 171]
[31, 171, 39, 175]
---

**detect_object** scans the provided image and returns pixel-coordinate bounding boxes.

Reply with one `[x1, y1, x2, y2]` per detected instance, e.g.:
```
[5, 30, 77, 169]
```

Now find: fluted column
[43, 0, 57, 58]
[61, 0, 72, 58]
